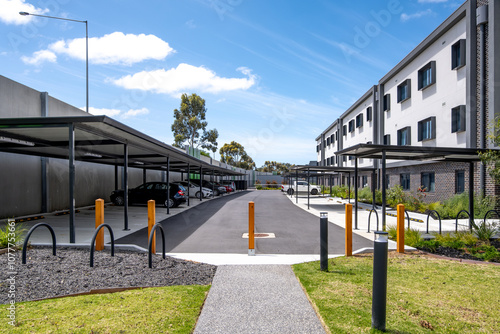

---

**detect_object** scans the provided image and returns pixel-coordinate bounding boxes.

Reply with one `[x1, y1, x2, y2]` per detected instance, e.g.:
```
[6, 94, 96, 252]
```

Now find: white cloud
[0, 0, 49, 25]
[401, 9, 434, 22]
[23, 32, 174, 66]
[87, 107, 149, 118]
[112, 63, 257, 96]
[21, 49, 56, 65]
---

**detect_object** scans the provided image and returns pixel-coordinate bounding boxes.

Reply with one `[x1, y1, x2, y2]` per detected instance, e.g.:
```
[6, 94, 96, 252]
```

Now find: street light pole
[19, 12, 89, 113]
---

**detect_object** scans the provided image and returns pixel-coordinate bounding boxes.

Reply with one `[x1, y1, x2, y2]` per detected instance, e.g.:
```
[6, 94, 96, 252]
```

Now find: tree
[258, 161, 294, 175]
[478, 117, 500, 183]
[219, 141, 255, 170]
[171, 93, 218, 154]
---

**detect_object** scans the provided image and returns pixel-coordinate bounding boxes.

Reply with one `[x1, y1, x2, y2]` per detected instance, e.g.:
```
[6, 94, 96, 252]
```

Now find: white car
[174, 181, 213, 199]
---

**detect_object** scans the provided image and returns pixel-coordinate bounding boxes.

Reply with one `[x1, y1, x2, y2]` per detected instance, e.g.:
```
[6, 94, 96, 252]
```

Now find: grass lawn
[293, 252, 500, 334]
[1, 285, 209, 334]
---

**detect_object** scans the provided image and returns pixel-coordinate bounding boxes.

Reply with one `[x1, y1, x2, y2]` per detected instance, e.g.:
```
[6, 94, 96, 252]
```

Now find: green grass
[293, 252, 500, 334]
[1, 285, 209, 334]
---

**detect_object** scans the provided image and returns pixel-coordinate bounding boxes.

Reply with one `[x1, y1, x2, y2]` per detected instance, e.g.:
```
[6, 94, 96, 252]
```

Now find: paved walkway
[194, 265, 326, 334]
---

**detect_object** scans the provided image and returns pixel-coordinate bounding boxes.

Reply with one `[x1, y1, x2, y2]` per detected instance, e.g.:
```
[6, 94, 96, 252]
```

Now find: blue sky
[0, 0, 463, 167]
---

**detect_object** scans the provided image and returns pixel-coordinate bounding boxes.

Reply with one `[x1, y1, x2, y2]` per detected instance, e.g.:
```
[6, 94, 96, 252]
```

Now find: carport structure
[335, 143, 496, 229]
[0, 116, 244, 243]
[289, 165, 376, 230]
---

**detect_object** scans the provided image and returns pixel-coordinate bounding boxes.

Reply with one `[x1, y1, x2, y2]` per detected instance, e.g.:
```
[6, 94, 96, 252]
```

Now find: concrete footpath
[194, 265, 326, 334]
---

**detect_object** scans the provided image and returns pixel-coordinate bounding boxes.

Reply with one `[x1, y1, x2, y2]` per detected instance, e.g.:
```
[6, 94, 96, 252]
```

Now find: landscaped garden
[293, 252, 500, 333]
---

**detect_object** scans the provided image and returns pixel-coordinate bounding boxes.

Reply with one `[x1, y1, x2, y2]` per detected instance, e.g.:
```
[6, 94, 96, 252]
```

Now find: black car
[110, 182, 187, 208]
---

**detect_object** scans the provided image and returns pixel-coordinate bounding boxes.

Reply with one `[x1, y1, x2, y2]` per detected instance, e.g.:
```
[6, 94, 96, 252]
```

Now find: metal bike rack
[22, 223, 56, 265]
[148, 223, 166, 268]
[367, 209, 379, 233]
[483, 209, 500, 226]
[90, 223, 115, 267]
[426, 210, 442, 235]
[405, 211, 411, 229]
[455, 210, 472, 232]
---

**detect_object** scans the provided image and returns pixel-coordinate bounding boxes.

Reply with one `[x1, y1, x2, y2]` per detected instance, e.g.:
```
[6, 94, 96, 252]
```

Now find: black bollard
[320, 212, 328, 271]
[372, 231, 388, 331]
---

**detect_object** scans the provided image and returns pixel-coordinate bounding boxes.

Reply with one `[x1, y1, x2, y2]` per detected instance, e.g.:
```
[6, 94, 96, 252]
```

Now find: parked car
[174, 181, 213, 199]
[110, 182, 186, 208]
[214, 181, 233, 193]
[221, 180, 236, 191]
[282, 181, 321, 195]
[189, 179, 226, 196]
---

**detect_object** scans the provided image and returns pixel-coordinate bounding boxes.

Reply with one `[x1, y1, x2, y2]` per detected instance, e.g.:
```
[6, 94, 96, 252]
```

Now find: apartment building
[316, 0, 500, 202]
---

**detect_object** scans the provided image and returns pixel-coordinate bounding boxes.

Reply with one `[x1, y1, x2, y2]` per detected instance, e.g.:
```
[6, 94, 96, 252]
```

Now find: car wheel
[214, 189, 220, 196]
[287, 188, 294, 195]
[195, 191, 202, 199]
[311, 188, 319, 195]
[114, 195, 124, 206]
[164, 198, 175, 208]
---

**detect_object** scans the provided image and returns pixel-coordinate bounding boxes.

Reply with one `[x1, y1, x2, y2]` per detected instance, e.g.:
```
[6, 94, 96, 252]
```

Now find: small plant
[0, 222, 25, 248]
[271, 180, 278, 185]
[256, 185, 262, 190]
[473, 221, 499, 241]
[405, 228, 422, 247]
[255, 180, 261, 184]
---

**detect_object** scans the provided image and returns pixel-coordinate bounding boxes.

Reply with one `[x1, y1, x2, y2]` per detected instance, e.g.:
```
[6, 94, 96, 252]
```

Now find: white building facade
[316, 0, 500, 202]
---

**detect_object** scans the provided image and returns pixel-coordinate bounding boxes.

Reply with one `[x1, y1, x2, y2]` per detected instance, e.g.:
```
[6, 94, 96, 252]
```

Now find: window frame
[383, 94, 391, 112]
[421, 172, 435, 192]
[366, 107, 372, 121]
[400, 173, 410, 191]
[397, 79, 411, 103]
[343, 125, 347, 136]
[451, 39, 466, 70]
[348, 120, 355, 133]
[383, 134, 391, 145]
[418, 117, 436, 141]
[451, 105, 466, 133]
[356, 113, 363, 128]
[455, 170, 465, 194]
[397, 126, 411, 146]
[418, 61, 436, 90]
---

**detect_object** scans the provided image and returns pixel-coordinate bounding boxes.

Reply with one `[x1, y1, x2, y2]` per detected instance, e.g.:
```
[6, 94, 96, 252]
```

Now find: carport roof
[335, 143, 491, 162]
[0, 116, 244, 176]
[290, 165, 375, 173]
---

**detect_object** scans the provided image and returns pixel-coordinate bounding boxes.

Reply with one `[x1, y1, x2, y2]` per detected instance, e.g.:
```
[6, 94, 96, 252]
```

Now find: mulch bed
[0, 246, 216, 304]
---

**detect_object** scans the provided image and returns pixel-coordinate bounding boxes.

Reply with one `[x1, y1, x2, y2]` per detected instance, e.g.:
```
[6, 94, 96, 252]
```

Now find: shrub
[256, 185, 262, 190]
[414, 239, 440, 253]
[387, 185, 406, 207]
[473, 221, 499, 241]
[405, 228, 422, 247]
[255, 180, 261, 184]
[271, 180, 278, 185]
[0, 222, 25, 248]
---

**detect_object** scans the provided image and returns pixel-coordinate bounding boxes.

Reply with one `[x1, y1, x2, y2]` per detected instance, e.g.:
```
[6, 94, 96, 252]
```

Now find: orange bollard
[249, 201, 255, 256]
[397, 204, 405, 253]
[345, 203, 352, 256]
[95, 199, 104, 251]
[148, 200, 156, 253]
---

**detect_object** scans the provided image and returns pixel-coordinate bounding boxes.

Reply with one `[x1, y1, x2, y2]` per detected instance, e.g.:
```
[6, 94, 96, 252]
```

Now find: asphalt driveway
[115, 190, 372, 254]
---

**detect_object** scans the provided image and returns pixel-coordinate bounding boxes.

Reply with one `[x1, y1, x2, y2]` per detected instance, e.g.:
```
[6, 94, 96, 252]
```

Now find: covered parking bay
[0, 116, 244, 243]
[288, 165, 376, 229]
[335, 143, 496, 230]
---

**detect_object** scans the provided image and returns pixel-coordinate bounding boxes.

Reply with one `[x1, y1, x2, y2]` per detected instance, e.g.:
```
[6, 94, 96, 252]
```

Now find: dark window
[456, 170, 465, 193]
[323, 140, 326, 148]
[366, 107, 372, 121]
[421, 172, 435, 192]
[383, 94, 391, 111]
[316, 144, 320, 153]
[383, 134, 391, 145]
[330, 133, 335, 144]
[367, 141, 372, 144]
[397, 127, 411, 146]
[356, 113, 363, 128]
[397, 79, 411, 103]
[348, 120, 355, 133]
[335, 131, 338, 140]
[331, 156, 336, 166]
[400, 173, 410, 190]
[348, 155, 354, 160]
[451, 39, 466, 70]
[451, 105, 466, 133]
[418, 117, 436, 141]
[327, 137, 331, 146]
[342, 156, 347, 162]
[418, 61, 436, 90]
[343, 125, 347, 136]
[326, 157, 330, 165]
[362, 176, 368, 187]
[385, 175, 390, 189]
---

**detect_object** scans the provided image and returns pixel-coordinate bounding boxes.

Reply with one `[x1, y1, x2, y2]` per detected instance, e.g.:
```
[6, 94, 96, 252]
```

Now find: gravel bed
[0, 246, 217, 304]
